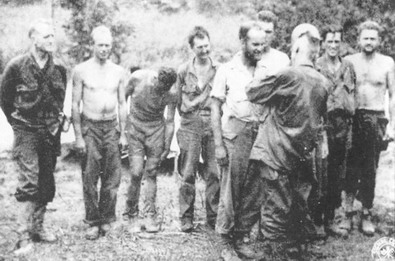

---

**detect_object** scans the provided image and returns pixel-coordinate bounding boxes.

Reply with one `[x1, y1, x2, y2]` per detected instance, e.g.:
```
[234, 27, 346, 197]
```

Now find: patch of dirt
[0, 143, 394, 260]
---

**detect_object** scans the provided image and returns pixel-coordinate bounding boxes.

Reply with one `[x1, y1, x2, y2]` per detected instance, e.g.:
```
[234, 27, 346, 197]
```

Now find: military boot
[361, 208, 375, 236]
[31, 203, 57, 243]
[234, 232, 265, 259]
[14, 201, 35, 255]
[145, 216, 160, 233]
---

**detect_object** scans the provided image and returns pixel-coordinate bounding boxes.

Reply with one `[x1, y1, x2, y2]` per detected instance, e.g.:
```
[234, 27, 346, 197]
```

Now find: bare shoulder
[376, 53, 395, 67]
[108, 61, 126, 76]
[73, 59, 92, 76]
[344, 53, 361, 64]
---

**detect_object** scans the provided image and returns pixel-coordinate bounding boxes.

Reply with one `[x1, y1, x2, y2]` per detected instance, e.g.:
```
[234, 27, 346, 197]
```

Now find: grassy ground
[0, 143, 394, 261]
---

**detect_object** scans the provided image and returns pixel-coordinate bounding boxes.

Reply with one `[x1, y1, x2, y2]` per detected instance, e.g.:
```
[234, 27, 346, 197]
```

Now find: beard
[244, 50, 260, 66]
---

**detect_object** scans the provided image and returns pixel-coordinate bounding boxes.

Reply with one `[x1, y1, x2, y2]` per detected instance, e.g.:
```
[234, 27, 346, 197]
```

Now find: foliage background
[0, 0, 394, 72]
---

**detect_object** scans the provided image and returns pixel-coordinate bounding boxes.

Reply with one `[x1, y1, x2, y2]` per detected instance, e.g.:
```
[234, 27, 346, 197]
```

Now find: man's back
[247, 65, 328, 171]
[128, 69, 177, 123]
[345, 52, 394, 111]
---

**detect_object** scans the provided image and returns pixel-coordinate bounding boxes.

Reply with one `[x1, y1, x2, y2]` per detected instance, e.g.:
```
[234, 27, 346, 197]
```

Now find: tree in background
[62, 0, 134, 65]
[194, 0, 395, 59]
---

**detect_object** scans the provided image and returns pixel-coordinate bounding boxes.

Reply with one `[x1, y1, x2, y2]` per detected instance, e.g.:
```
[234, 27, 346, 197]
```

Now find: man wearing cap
[245, 23, 329, 258]
[0, 20, 67, 251]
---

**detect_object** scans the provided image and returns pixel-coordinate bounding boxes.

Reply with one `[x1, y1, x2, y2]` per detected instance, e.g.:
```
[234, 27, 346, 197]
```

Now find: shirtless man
[72, 25, 128, 240]
[344, 21, 395, 236]
[122, 67, 177, 233]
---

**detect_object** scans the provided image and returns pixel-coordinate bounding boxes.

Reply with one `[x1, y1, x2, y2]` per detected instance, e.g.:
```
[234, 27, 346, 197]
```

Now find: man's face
[93, 33, 112, 61]
[242, 28, 266, 63]
[259, 21, 275, 51]
[33, 24, 55, 53]
[323, 32, 341, 58]
[359, 29, 380, 54]
[192, 36, 211, 60]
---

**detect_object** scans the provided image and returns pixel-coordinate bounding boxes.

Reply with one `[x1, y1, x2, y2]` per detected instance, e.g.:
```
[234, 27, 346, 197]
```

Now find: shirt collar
[187, 56, 217, 76]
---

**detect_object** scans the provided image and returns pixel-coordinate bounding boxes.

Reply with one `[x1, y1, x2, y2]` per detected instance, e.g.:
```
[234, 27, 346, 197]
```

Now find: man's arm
[0, 62, 16, 124]
[118, 70, 128, 150]
[71, 67, 86, 154]
[161, 101, 176, 161]
[386, 59, 395, 139]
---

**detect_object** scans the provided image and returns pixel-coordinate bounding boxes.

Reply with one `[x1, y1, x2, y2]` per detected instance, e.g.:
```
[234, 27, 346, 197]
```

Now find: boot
[217, 234, 241, 261]
[361, 208, 375, 236]
[180, 218, 193, 233]
[328, 207, 350, 237]
[234, 233, 265, 259]
[14, 201, 35, 254]
[127, 216, 143, 234]
[31, 203, 57, 243]
[145, 216, 160, 233]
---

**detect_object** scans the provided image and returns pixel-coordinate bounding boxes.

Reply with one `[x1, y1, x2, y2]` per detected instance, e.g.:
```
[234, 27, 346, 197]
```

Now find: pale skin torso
[346, 53, 395, 111]
[72, 58, 128, 152]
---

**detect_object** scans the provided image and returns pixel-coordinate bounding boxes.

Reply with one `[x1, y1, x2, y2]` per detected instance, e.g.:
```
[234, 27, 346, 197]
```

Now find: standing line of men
[1, 14, 394, 260]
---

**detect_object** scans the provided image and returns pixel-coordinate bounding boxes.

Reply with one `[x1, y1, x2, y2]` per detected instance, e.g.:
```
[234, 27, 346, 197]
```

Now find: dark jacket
[0, 53, 67, 135]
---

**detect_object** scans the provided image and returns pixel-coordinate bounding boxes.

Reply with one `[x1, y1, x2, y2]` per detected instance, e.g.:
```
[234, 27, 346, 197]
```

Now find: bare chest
[83, 70, 121, 93]
[354, 59, 387, 87]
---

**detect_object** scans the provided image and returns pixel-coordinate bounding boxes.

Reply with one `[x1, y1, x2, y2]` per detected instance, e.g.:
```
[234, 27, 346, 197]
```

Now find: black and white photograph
[0, 0, 394, 260]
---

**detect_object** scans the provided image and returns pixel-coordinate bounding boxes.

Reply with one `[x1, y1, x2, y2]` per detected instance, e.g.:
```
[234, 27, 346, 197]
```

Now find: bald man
[72, 25, 128, 240]
[246, 24, 329, 258]
[0, 20, 67, 251]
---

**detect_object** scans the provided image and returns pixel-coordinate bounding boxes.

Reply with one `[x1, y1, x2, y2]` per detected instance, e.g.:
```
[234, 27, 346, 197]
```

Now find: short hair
[91, 25, 112, 43]
[358, 20, 383, 36]
[257, 10, 278, 29]
[188, 26, 210, 48]
[291, 24, 321, 61]
[239, 21, 263, 41]
[321, 24, 343, 41]
[158, 67, 177, 87]
[28, 20, 53, 39]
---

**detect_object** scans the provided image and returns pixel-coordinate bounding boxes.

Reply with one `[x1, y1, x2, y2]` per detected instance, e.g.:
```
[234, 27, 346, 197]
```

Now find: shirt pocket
[14, 83, 42, 112]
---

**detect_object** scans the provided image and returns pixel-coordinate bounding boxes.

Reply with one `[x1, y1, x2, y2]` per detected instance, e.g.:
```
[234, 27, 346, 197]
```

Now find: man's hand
[384, 124, 395, 141]
[160, 148, 170, 162]
[119, 134, 128, 152]
[75, 138, 86, 155]
[215, 144, 228, 166]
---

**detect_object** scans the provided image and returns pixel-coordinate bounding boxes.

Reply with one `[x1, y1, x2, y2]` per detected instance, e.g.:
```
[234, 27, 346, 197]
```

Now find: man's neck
[31, 48, 49, 69]
[362, 50, 376, 61]
[325, 53, 340, 65]
[194, 56, 210, 67]
[94, 56, 108, 66]
[293, 56, 314, 68]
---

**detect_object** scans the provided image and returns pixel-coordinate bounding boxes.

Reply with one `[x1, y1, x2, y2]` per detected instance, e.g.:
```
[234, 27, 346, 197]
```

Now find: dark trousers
[124, 119, 164, 218]
[81, 117, 121, 226]
[309, 111, 352, 224]
[260, 163, 314, 242]
[345, 109, 388, 210]
[216, 121, 259, 235]
[12, 125, 59, 203]
[177, 126, 220, 226]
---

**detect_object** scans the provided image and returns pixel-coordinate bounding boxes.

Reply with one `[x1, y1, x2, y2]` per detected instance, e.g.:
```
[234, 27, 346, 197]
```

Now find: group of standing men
[0, 9, 394, 260]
